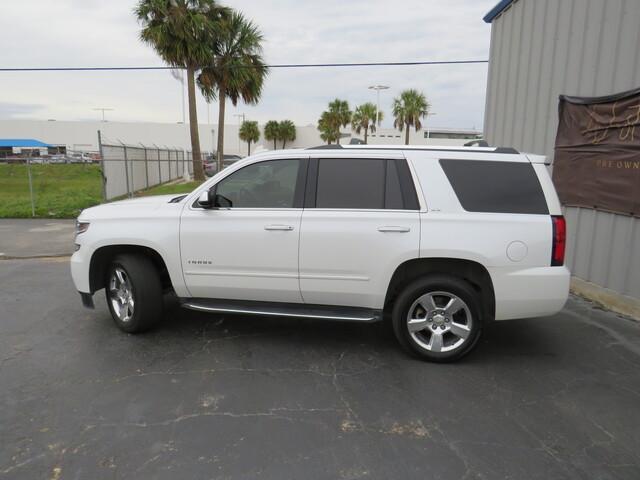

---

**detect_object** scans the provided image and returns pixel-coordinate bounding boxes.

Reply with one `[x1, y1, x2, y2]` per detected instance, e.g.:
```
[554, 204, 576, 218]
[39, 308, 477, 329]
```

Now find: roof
[483, 0, 515, 23]
[0, 139, 53, 148]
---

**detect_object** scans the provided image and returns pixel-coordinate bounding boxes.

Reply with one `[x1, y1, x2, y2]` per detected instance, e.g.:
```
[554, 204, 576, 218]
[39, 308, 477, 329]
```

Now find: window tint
[215, 159, 300, 208]
[316, 159, 385, 209]
[440, 159, 549, 214]
[385, 160, 404, 209]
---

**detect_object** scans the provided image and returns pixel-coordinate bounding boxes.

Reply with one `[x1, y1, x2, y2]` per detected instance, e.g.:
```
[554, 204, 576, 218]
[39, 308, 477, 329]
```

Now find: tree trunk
[216, 84, 226, 173]
[247, 141, 251, 156]
[186, 67, 204, 181]
[273, 139, 277, 150]
[282, 139, 286, 149]
[364, 126, 368, 144]
[405, 123, 410, 145]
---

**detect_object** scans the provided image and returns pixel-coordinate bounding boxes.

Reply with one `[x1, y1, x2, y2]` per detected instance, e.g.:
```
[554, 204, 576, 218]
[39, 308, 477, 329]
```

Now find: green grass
[0, 163, 103, 218]
[0, 163, 203, 218]
[136, 181, 201, 197]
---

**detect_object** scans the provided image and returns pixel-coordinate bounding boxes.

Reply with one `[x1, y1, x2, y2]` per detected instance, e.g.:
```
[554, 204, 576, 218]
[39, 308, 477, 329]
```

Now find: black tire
[391, 275, 483, 362]
[105, 254, 163, 333]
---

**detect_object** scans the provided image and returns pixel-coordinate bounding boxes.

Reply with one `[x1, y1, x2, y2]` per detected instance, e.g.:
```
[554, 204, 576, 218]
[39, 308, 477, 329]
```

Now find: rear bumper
[489, 266, 570, 320]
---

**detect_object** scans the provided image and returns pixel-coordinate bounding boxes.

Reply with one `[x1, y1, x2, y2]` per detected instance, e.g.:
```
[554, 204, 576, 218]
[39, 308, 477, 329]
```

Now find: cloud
[0, 0, 497, 129]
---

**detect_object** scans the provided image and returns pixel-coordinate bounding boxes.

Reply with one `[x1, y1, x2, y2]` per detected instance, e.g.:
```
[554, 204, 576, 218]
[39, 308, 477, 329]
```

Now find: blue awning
[483, 0, 515, 23]
[0, 139, 53, 148]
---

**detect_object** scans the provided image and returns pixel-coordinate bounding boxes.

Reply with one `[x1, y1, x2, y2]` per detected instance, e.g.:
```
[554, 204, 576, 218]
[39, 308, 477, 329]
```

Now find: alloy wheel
[406, 291, 473, 353]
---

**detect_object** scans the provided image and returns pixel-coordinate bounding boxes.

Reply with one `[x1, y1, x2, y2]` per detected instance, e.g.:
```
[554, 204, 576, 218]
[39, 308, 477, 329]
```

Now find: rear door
[299, 152, 421, 309]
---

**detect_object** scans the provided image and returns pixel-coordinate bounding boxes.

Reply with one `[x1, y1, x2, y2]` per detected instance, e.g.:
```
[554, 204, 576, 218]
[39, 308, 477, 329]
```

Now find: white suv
[71, 145, 570, 362]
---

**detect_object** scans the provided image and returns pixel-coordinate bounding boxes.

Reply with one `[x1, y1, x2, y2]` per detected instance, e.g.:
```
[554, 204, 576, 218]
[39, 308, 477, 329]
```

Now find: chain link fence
[0, 133, 206, 218]
[98, 135, 194, 200]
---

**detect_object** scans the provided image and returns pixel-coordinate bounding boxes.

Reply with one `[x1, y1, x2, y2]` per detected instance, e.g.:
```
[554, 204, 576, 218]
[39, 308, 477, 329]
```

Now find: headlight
[75, 221, 90, 236]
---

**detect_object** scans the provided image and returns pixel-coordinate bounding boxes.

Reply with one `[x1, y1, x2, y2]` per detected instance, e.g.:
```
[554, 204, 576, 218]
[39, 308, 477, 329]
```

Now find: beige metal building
[483, 0, 640, 313]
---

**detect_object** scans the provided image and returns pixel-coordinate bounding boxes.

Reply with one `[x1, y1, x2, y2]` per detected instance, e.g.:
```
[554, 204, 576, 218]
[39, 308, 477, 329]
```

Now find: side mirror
[197, 190, 213, 208]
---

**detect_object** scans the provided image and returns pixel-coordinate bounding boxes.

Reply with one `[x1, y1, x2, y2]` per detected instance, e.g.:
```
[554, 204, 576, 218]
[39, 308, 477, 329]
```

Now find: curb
[571, 277, 640, 321]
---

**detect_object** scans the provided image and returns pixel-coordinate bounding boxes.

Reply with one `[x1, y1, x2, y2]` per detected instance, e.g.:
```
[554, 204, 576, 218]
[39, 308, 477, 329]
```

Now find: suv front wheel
[105, 254, 163, 333]
[392, 275, 483, 362]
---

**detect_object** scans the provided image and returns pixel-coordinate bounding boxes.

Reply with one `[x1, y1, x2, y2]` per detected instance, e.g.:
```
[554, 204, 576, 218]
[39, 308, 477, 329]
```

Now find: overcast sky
[0, 0, 496, 130]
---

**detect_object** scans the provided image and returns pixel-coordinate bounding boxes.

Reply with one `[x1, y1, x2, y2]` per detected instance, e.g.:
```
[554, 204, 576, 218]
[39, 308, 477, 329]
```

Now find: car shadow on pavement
[114, 293, 565, 365]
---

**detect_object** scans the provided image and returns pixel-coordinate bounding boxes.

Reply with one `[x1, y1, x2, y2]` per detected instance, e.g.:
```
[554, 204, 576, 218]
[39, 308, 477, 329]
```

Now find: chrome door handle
[264, 225, 294, 231]
[377, 226, 411, 233]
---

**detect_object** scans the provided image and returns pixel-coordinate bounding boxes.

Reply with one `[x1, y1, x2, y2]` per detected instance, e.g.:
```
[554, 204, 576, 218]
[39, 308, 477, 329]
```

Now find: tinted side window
[316, 159, 385, 209]
[440, 159, 549, 214]
[215, 159, 300, 208]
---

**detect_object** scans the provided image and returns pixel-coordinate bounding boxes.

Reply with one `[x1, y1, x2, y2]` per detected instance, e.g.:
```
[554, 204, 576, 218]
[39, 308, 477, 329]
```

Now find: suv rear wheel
[392, 275, 483, 362]
[105, 254, 163, 333]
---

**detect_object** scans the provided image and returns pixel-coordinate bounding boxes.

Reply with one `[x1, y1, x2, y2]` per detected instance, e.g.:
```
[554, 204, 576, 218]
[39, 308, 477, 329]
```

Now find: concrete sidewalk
[0, 219, 75, 258]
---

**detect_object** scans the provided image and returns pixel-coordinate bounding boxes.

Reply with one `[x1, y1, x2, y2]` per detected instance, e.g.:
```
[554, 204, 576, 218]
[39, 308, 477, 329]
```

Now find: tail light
[551, 215, 566, 266]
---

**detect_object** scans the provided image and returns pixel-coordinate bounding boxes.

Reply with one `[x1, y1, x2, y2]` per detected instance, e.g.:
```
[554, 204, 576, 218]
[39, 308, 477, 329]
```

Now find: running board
[181, 298, 382, 322]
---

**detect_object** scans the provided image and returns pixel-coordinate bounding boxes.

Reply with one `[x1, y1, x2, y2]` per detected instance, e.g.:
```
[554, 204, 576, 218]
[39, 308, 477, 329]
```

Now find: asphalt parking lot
[1, 257, 640, 479]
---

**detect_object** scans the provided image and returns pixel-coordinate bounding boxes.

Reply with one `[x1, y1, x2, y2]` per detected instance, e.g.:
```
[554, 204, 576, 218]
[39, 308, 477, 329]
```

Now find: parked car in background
[68, 152, 94, 164]
[204, 154, 242, 177]
[71, 144, 570, 362]
[49, 154, 67, 164]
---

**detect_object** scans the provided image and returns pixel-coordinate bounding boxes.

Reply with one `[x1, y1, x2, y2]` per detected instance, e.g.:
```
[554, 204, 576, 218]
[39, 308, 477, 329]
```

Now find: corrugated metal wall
[484, 0, 640, 299]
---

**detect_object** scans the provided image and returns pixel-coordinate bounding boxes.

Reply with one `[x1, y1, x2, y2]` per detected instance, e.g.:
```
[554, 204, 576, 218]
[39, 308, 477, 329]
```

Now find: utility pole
[93, 108, 114, 122]
[368, 85, 389, 126]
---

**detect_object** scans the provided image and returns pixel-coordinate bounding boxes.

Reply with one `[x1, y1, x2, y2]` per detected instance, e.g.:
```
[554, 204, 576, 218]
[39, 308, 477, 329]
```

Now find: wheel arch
[384, 257, 495, 321]
[89, 245, 173, 294]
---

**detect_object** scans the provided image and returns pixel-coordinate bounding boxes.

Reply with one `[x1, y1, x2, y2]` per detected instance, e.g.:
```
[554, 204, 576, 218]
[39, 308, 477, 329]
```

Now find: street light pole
[368, 85, 389, 126]
[424, 112, 437, 140]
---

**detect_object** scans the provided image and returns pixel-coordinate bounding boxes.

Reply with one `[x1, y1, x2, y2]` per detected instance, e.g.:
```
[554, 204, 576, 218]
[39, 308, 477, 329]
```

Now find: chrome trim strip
[298, 274, 370, 281]
[184, 270, 298, 278]
[182, 303, 376, 321]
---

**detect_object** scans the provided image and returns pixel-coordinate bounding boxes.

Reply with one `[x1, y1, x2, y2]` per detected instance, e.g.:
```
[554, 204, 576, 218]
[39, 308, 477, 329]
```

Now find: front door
[180, 157, 307, 302]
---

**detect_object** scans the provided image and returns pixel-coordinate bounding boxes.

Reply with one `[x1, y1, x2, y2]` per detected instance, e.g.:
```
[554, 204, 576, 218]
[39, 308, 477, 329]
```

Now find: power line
[0, 60, 488, 72]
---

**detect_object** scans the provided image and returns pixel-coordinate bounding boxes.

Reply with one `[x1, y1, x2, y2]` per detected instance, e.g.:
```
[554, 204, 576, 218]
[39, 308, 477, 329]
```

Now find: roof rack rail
[306, 144, 520, 154]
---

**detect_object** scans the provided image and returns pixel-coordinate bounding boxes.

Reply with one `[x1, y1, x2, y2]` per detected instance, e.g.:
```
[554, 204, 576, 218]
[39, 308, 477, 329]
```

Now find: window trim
[306, 157, 420, 211]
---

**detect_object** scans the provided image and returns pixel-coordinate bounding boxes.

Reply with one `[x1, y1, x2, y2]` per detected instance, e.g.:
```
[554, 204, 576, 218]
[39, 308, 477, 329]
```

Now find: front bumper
[70, 248, 91, 294]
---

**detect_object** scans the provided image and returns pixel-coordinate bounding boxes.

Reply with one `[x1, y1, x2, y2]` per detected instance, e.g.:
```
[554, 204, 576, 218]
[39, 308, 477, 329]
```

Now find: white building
[0, 119, 481, 156]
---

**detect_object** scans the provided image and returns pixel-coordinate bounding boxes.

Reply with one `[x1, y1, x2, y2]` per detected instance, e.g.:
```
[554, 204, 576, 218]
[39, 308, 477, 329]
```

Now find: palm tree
[135, 0, 228, 181]
[239, 120, 260, 155]
[327, 99, 351, 145]
[278, 120, 296, 148]
[351, 102, 381, 144]
[264, 120, 280, 150]
[198, 11, 268, 172]
[392, 89, 430, 145]
[317, 111, 338, 144]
